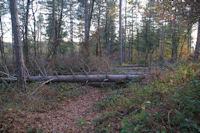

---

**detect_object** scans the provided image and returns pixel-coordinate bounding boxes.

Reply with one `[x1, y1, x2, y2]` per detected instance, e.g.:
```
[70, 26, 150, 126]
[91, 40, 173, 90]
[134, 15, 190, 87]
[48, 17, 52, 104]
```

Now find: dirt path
[25, 86, 107, 132]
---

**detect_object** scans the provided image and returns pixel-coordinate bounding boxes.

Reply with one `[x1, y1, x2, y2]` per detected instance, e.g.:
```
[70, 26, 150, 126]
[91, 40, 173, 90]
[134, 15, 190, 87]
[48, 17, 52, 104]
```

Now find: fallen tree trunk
[0, 74, 144, 83]
[118, 64, 147, 67]
[118, 67, 149, 70]
[120, 72, 147, 75]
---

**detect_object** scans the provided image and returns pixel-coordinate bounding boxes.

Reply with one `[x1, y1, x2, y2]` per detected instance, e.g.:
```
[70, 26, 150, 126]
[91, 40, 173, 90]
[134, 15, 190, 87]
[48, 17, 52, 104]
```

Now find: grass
[92, 62, 200, 133]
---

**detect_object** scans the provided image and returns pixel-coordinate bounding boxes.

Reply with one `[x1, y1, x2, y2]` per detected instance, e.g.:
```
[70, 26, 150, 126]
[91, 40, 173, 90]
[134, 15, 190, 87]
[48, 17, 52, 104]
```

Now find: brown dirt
[24, 86, 107, 133]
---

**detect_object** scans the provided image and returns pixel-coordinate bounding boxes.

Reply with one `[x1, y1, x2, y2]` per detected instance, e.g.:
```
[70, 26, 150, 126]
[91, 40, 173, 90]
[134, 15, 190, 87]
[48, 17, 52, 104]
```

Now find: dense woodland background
[0, 0, 199, 80]
[0, 0, 200, 132]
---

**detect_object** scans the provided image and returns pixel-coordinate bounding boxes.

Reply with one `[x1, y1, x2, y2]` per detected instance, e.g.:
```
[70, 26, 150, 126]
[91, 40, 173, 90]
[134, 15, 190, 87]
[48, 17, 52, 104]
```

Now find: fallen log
[120, 72, 147, 75]
[118, 64, 147, 67]
[0, 74, 144, 83]
[118, 67, 149, 70]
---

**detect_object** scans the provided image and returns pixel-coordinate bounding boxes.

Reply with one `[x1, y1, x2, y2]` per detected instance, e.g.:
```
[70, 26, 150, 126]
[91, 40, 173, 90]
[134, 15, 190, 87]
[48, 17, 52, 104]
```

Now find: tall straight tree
[123, 0, 127, 62]
[83, 0, 89, 57]
[194, 19, 200, 61]
[69, 1, 74, 56]
[31, 1, 37, 57]
[23, 0, 31, 64]
[0, 16, 6, 64]
[119, 0, 122, 65]
[9, 0, 26, 90]
[83, 0, 95, 57]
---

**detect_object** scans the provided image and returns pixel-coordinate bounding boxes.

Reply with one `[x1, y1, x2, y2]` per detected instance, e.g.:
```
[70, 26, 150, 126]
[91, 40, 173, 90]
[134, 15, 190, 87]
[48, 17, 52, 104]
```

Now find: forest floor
[1, 62, 200, 132]
[0, 85, 110, 132]
[23, 86, 107, 132]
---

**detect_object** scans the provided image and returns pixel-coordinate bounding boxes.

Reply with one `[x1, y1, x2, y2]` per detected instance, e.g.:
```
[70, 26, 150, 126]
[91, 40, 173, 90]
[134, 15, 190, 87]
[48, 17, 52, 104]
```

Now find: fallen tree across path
[118, 67, 149, 70]
[0, 74, 144, 83]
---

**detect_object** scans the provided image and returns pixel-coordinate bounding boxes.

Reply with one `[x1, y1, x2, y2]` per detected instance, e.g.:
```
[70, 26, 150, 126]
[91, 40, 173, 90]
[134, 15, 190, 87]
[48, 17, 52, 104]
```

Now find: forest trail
[24, 86, 107, 132]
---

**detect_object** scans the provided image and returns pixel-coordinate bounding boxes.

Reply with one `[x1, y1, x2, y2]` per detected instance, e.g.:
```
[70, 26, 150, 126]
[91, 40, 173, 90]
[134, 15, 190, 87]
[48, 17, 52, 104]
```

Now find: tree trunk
[160, 24, 165, 59]
[23, 0, 30, 64]
[128, 35, 131, 61]
[0, 74, 144, 83]
[136, 28, 139, 57]
[194, 19, 200, 61]
[50, 0, 57, 57]
[130, 7, 134, 62]
[0, 20, 6, 64]
[187, 27, 192, 54]
[9, 0, 26, 91]
[123, 0, 127, 62]
[96, 5, 101, 57]
[56, 0, 64, 51]
[32, 3, 37, 57]
[70, 2, 74, 56]
[119, 0, 122, 65]
[88, 0, 95, 36]
[105, 7, 110, 55]
[83, 0, 90, 57]
[118, 66, 148, 70]
[83, 0, 95, 57]
[144, 22, 149, 64]
[171, 25, 178, 62]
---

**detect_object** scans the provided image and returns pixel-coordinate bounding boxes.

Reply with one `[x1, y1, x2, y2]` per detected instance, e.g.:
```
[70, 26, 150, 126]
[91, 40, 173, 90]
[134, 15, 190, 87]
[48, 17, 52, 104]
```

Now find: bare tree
[9, 0, 26, 90]
[69, 1, 74, 56]
[123, 0, 127, 62]
[119, 0, 122, 65]
[96, 2, 102, 57]
[83, 0, 89, 57]
[32, 1, 37, 57]
[23, 0, 31, 64]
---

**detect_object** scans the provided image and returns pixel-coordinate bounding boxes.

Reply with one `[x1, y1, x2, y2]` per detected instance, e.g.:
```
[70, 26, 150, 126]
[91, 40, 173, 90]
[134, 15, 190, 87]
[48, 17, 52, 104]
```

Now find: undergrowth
[93, 62, 200, 133]
[0, 82, 88, 132]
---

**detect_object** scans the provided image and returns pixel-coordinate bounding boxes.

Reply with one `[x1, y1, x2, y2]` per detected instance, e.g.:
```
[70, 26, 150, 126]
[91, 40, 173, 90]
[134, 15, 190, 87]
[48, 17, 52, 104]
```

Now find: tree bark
[130, 6, 134, 62]
[32, 3, 37, 57]
[187, 27, 192, 54]
[56, 0, 64, 52]
[9, 0, 26, 90]
[83, 0, 95, 57]
[0, 19, 6, 64]
[70, 2, 74, 56]
[160, 24, 165, 59]
[119, 0, 122, 65]
[96, 4, 101, 56]
[23, 0, 31, 64]
[171, 25, 178, 62]
[105, 4, 110, 55]
[123, 0, 127, 62]
[0, 74, 144, 82]
[118, 67, 148, 70]
[83, 0, 90, 57]
[50, 0, 57, 57]
[194, 19, 200, 61]
[88, 0, 95, 36]
[136, 28, 139, 57]
[144, 21, 149, 64]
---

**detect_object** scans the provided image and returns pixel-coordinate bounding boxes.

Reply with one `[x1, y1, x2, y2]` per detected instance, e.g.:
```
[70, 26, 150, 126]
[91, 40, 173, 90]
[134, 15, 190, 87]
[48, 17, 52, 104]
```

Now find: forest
[0, 0, 200, 132]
